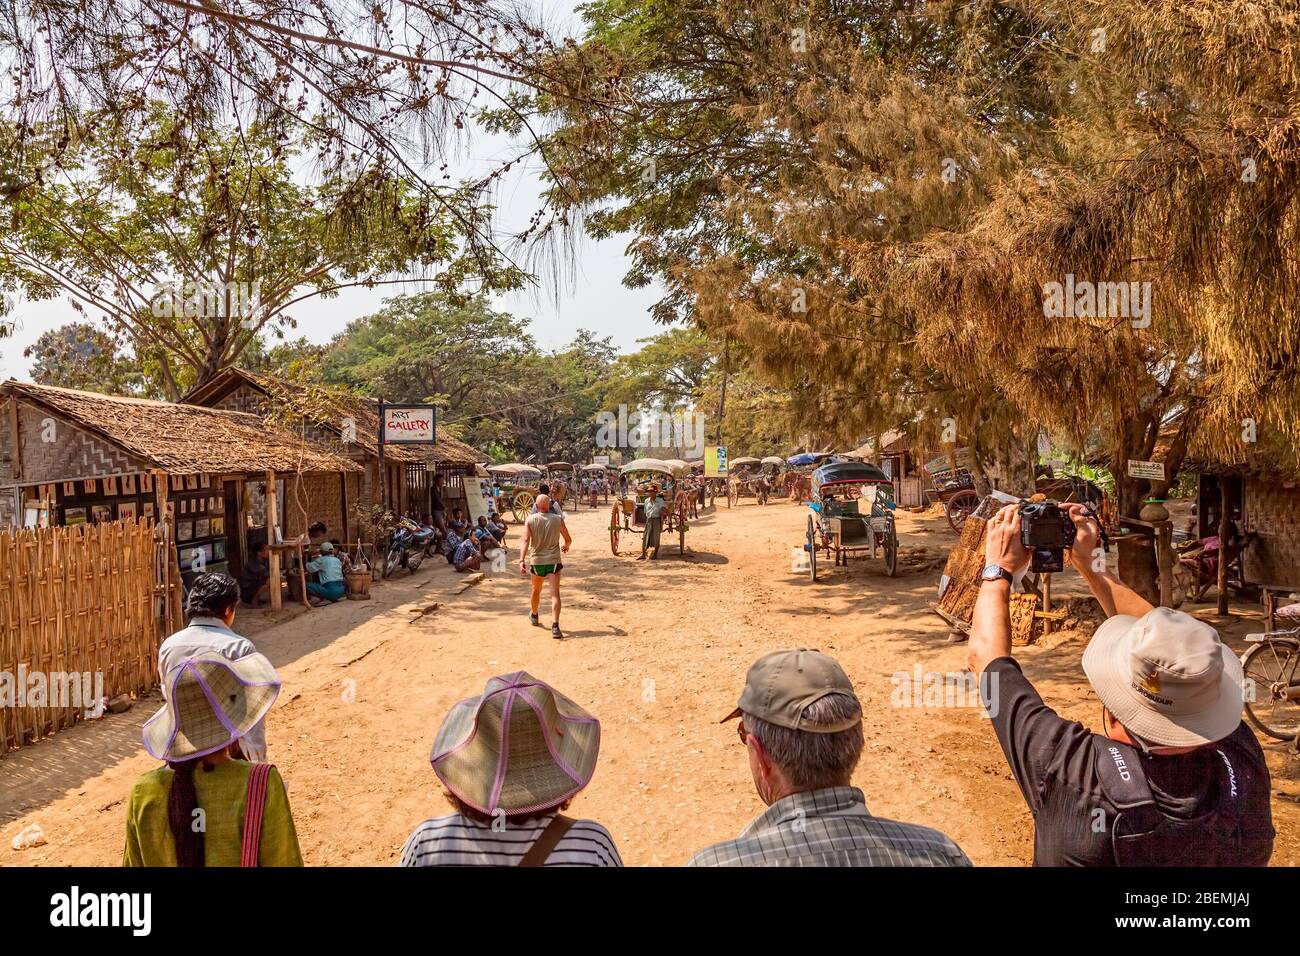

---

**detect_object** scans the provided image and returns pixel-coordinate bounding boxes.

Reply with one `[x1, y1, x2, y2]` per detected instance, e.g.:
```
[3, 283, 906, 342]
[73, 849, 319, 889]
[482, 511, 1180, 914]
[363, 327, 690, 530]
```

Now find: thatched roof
[183, 368, 484, 467]
[3, 380, 361, 475]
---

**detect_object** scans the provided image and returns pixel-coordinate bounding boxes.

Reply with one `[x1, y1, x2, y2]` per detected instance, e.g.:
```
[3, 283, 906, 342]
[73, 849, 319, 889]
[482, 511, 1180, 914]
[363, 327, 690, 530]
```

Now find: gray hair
[744, 693, 864, 789]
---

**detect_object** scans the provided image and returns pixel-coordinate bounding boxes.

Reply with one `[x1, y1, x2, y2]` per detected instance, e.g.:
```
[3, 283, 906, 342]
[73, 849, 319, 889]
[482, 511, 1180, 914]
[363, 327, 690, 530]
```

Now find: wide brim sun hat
[143, 651, 281, 761]
[431, 672, 601, 815]
[1082, 607, 1245, 748]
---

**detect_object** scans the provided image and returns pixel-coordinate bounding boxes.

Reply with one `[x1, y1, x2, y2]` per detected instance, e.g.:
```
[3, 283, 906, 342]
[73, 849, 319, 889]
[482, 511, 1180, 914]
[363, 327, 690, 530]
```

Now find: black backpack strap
[1093, 737, 1163, 847]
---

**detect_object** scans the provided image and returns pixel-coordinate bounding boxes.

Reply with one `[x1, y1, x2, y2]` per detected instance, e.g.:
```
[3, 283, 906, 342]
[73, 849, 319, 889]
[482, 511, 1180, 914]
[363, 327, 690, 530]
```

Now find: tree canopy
[523, 0, 1300, 512]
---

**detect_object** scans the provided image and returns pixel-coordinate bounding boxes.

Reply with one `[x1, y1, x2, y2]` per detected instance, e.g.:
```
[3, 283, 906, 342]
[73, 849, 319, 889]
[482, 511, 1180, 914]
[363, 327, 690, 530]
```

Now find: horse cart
[726, 456, 771, 507]
[803, 461, 899, 580]
[609, 458, 691, 556]
[545, 461, 577, 510]
[923, 453, 980, 533]
[487, 463, 543, 523]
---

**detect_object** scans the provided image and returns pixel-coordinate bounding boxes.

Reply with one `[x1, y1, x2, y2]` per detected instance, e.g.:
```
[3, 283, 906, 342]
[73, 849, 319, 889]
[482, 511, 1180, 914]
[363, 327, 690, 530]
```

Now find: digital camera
[1017, 500, 1077, 573]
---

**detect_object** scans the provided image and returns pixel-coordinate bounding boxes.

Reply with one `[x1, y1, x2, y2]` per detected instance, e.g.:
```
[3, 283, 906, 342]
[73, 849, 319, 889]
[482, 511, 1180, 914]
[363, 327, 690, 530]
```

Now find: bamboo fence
[0, 518, 172, 756]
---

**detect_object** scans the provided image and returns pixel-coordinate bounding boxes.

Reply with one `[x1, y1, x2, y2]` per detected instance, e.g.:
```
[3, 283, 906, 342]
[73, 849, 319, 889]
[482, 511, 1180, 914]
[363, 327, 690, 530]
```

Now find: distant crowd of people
[122, 502, 1274, 867]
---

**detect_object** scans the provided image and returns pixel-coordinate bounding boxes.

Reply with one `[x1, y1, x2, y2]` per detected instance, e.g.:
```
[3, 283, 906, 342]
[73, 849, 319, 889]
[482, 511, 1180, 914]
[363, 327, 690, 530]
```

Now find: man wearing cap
[688, 649, 971, 867]
[970, 503, 1274, 866]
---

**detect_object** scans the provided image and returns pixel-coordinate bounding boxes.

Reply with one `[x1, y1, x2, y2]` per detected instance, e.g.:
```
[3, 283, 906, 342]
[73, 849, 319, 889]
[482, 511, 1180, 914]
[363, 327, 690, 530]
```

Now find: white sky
[0, 1, 663, 382]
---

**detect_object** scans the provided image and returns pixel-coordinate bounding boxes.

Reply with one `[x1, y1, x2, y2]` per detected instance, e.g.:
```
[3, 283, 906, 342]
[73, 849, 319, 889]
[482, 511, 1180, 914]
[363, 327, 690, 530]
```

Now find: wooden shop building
[0, 380, 360, 595]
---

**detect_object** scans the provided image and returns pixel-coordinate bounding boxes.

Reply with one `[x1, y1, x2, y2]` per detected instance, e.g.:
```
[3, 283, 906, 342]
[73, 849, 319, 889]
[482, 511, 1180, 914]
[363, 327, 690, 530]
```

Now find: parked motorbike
[384, 517, 434, 577]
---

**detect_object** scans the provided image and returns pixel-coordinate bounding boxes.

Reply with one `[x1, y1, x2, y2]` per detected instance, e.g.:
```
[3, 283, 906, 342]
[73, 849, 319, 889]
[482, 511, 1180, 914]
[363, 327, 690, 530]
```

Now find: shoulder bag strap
[518, 814, 576, 867]
[240, 762, 274, 867]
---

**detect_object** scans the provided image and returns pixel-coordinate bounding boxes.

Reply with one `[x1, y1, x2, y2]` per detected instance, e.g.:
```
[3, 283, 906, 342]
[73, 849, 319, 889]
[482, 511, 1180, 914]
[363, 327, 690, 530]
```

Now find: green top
[123, 760, 303, 867]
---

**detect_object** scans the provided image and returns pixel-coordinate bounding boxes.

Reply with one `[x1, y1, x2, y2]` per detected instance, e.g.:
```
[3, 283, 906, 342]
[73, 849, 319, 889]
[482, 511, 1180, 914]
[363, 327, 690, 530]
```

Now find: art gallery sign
[380, 403, 437, 444]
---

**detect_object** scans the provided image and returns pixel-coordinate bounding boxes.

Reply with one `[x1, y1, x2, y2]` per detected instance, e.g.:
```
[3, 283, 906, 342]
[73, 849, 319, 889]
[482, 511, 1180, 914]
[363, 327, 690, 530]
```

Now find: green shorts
[530, 563, 563, 577]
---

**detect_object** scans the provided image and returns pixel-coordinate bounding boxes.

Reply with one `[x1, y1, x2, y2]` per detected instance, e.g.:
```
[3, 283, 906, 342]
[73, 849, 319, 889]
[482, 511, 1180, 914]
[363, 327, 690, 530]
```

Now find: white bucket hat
[1082, 607, 1245, 748]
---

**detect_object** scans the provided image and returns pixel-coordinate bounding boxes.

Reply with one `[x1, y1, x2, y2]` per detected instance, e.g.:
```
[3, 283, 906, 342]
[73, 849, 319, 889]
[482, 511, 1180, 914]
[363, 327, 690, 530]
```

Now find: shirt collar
[186, 615, 237, 636]
[740, 786, 869, 838]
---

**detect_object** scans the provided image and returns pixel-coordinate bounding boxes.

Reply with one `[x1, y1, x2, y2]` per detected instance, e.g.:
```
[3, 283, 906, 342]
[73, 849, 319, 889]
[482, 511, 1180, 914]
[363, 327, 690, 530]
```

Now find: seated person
[452, 530, 482, 573]
[306, 541, 346, 605]
[442, 525, 463, 561]
[307, 521, 328, 550]
[448, 508, 470, 535]
[476, 515, 505, 546]
[238, 541, 271, 606]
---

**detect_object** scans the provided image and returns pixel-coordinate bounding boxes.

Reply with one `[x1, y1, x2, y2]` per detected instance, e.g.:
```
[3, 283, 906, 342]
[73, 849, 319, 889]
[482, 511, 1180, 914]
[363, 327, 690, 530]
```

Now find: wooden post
[1042, 572, 1053, 636]
[152, 469, 173, 635]
[1156, 519, 1174, 608]
[1217, 479, 1231, 616]
[339, 471, 350, 547]
[266, 470, 281, 610]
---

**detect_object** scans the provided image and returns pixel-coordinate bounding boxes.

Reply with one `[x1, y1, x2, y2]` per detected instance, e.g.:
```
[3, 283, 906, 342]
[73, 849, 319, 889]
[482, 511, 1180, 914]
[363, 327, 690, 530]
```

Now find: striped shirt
[687, 786, 971, 867]
[399, 812, 623, 867]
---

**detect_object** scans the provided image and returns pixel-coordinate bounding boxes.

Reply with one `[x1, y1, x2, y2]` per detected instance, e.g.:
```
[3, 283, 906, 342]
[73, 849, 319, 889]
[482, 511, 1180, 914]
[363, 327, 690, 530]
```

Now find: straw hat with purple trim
[143, 651, 281, 761]
[431, 672, 601, 815]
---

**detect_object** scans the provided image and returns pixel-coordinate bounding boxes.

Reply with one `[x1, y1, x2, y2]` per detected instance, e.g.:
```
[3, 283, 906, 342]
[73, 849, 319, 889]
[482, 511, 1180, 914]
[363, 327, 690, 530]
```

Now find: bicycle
[1241, 625, 1300, 749]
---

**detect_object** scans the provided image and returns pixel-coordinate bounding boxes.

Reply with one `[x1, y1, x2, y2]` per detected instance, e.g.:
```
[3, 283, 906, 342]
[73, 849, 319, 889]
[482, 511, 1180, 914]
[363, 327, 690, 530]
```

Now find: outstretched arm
[1064, 503, 1155, 618]
[969, 505, 1030, 677]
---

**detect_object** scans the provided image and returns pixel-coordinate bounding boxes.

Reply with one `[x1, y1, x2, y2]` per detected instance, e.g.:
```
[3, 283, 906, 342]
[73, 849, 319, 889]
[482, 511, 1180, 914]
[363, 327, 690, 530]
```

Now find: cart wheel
[609, 505, 621, 556]
[945, 490, 980, 534]
[1242, 638, 1300, 740]
[806, 514, 818, 582]
[512, 490, 534, 524]
[884, 523, 898, 577]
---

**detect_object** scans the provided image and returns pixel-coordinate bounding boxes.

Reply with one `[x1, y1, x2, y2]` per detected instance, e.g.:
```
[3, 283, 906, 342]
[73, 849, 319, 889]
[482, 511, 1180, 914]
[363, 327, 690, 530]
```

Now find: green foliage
[0, 110, 522, 398]
[24, 323, 157, 397]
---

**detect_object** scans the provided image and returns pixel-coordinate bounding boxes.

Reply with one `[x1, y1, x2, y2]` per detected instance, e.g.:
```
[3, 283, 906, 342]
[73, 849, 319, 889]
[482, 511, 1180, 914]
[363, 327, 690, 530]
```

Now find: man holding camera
[969, 502, 1274, 866]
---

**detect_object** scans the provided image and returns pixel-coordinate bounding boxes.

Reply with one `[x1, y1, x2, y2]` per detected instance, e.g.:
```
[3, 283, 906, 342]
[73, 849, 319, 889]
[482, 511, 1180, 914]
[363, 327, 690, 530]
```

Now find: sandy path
[3, 499, 1297, 866]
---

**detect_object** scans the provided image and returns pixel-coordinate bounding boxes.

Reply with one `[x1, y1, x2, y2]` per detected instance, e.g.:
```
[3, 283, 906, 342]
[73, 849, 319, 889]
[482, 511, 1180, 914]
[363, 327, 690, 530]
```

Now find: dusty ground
[3, 499, 1298, 866]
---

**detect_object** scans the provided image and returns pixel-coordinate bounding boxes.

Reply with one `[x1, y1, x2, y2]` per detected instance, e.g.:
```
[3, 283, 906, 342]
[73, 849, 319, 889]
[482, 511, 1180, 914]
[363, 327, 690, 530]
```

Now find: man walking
[519, 494, 571, 640]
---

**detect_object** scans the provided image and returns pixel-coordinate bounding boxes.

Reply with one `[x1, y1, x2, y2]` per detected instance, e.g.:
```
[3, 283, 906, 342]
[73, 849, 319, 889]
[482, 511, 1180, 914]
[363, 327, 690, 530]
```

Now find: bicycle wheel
[1242, 638, 1300, 740]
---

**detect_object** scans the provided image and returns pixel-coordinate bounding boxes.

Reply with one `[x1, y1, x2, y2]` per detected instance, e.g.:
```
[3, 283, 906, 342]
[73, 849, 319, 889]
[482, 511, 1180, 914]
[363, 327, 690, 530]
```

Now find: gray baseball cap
[721, 649, 861, 733]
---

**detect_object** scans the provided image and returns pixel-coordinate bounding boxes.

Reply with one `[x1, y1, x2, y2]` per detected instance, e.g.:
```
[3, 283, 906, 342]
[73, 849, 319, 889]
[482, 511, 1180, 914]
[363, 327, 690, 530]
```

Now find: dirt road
[3, 499, 1297, 866]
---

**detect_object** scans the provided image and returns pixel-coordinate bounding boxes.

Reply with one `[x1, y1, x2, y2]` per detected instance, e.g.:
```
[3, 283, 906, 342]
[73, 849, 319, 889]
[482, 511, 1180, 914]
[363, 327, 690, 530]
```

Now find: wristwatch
[981, 564, 1014, 585]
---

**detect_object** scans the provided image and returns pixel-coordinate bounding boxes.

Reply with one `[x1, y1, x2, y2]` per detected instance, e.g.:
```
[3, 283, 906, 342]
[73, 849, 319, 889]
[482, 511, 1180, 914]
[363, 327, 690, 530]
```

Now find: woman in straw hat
[124, 651, 302, 867]
[400, 672, 623, 866]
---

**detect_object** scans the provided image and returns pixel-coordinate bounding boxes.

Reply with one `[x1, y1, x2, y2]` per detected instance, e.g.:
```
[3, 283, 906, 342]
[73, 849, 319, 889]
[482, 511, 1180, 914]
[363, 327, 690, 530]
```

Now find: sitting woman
[306, 541, 346, 604]
[125, 651, 302, 866]
[400, 672, 622, 867]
